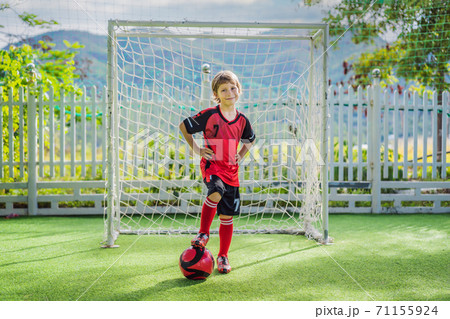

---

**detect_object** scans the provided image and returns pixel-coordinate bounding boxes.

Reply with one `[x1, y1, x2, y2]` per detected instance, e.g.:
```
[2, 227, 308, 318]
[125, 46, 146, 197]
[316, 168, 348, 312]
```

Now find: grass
[0, 214, 448, 301]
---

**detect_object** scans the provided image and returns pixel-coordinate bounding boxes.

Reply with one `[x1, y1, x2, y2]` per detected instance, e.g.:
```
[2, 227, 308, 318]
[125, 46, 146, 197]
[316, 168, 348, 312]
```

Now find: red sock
[218, 217, 233, 257]
[199, 197, 219, 236]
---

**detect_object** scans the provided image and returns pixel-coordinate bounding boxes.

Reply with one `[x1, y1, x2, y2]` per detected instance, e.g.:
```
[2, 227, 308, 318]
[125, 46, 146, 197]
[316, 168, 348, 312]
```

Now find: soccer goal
[104, 20, 329, 246]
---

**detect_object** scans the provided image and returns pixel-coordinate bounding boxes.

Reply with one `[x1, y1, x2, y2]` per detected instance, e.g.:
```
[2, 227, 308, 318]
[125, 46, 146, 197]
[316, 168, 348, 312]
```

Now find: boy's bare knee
[208, 192, 222, 202]
[219, 214, 232, 220]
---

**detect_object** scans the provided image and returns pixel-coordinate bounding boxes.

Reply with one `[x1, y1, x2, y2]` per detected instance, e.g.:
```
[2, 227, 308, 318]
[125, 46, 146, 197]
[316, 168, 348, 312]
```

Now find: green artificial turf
[0, 214, 448, 301]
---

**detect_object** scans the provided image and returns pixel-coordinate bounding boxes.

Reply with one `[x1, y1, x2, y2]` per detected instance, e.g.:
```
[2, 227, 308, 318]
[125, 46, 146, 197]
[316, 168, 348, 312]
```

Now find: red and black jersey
[183, 105, 255, 186]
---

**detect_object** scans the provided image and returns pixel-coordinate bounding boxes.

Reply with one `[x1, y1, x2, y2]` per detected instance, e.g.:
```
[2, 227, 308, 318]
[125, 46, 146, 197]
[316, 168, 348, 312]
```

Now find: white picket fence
[0, 83, 449, 216]
[0, 86, 108, 215]
[328, 83, 450, 213]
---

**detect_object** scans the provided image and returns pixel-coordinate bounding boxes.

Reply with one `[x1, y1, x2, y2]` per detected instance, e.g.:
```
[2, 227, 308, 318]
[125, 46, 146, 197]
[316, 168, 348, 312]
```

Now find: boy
[179, 70, 255, 274]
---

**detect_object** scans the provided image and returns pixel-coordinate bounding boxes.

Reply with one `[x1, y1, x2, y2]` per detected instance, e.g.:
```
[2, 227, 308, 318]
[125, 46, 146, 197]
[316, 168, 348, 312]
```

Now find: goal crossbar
[110, 20, 328, 30]
[114, 33, 314, 40]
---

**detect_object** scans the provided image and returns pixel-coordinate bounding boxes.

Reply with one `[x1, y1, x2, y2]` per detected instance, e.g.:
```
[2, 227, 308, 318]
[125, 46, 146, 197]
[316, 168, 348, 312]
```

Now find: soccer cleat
[191, 232, 209, 248]
[217, 256, 231, 274]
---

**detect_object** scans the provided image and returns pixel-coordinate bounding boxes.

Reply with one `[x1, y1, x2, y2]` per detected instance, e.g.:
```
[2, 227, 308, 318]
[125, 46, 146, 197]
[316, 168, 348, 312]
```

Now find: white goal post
[104, 20, 329, 246]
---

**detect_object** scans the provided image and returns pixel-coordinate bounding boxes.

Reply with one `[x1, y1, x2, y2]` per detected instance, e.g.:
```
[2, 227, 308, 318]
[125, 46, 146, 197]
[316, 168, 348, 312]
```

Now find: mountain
[3, 29, 387, 90]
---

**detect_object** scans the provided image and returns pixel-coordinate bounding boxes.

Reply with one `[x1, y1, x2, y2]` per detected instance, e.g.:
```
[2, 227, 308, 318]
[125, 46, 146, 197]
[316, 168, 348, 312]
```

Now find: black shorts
[204, 175, 240, 216]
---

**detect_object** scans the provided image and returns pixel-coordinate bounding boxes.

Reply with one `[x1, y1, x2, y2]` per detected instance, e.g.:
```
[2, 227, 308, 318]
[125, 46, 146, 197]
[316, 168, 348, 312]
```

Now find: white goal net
[104, 21, 329, 246]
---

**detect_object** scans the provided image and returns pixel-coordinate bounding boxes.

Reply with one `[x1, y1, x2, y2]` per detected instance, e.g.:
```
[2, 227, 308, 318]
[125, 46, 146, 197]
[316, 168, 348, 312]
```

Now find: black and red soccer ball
[179, 246, 215, 280]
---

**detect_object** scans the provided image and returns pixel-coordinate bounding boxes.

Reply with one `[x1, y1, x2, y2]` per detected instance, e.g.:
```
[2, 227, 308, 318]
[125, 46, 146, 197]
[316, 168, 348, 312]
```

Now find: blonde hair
[211, 70, 242, 103]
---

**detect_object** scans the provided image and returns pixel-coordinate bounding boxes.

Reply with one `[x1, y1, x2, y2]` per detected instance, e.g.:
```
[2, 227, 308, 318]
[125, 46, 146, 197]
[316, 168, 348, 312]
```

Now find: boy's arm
[179, 122, 214, 160]
[235, 141, 255, 163]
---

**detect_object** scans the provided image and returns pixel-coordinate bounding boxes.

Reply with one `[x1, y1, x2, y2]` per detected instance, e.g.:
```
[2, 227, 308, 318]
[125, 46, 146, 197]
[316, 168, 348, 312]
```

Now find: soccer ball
[179, 246, 215, 280]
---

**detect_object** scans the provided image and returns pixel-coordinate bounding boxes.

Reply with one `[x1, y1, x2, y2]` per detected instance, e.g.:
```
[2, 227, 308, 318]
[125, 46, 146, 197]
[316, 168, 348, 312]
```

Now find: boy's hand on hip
[200, 147, 214, 160]
[235, 153, 242, 164]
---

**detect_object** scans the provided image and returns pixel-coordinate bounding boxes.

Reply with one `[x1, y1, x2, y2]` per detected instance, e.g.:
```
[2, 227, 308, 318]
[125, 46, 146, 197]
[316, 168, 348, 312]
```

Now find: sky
[0, 0, 340, 47]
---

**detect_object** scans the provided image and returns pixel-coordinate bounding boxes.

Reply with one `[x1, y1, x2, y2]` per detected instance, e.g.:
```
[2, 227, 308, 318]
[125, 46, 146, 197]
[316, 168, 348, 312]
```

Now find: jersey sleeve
[183, 109, 210, 134]
[241, 116, 256, 144]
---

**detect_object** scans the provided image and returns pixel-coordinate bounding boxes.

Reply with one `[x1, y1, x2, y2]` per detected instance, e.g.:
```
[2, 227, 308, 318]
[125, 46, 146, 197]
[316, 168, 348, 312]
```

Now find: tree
[0, 2, 84, 180]
[0, 3, 84, 99]
[322, 0, 449, 92]
[307, 0, 449, 161]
